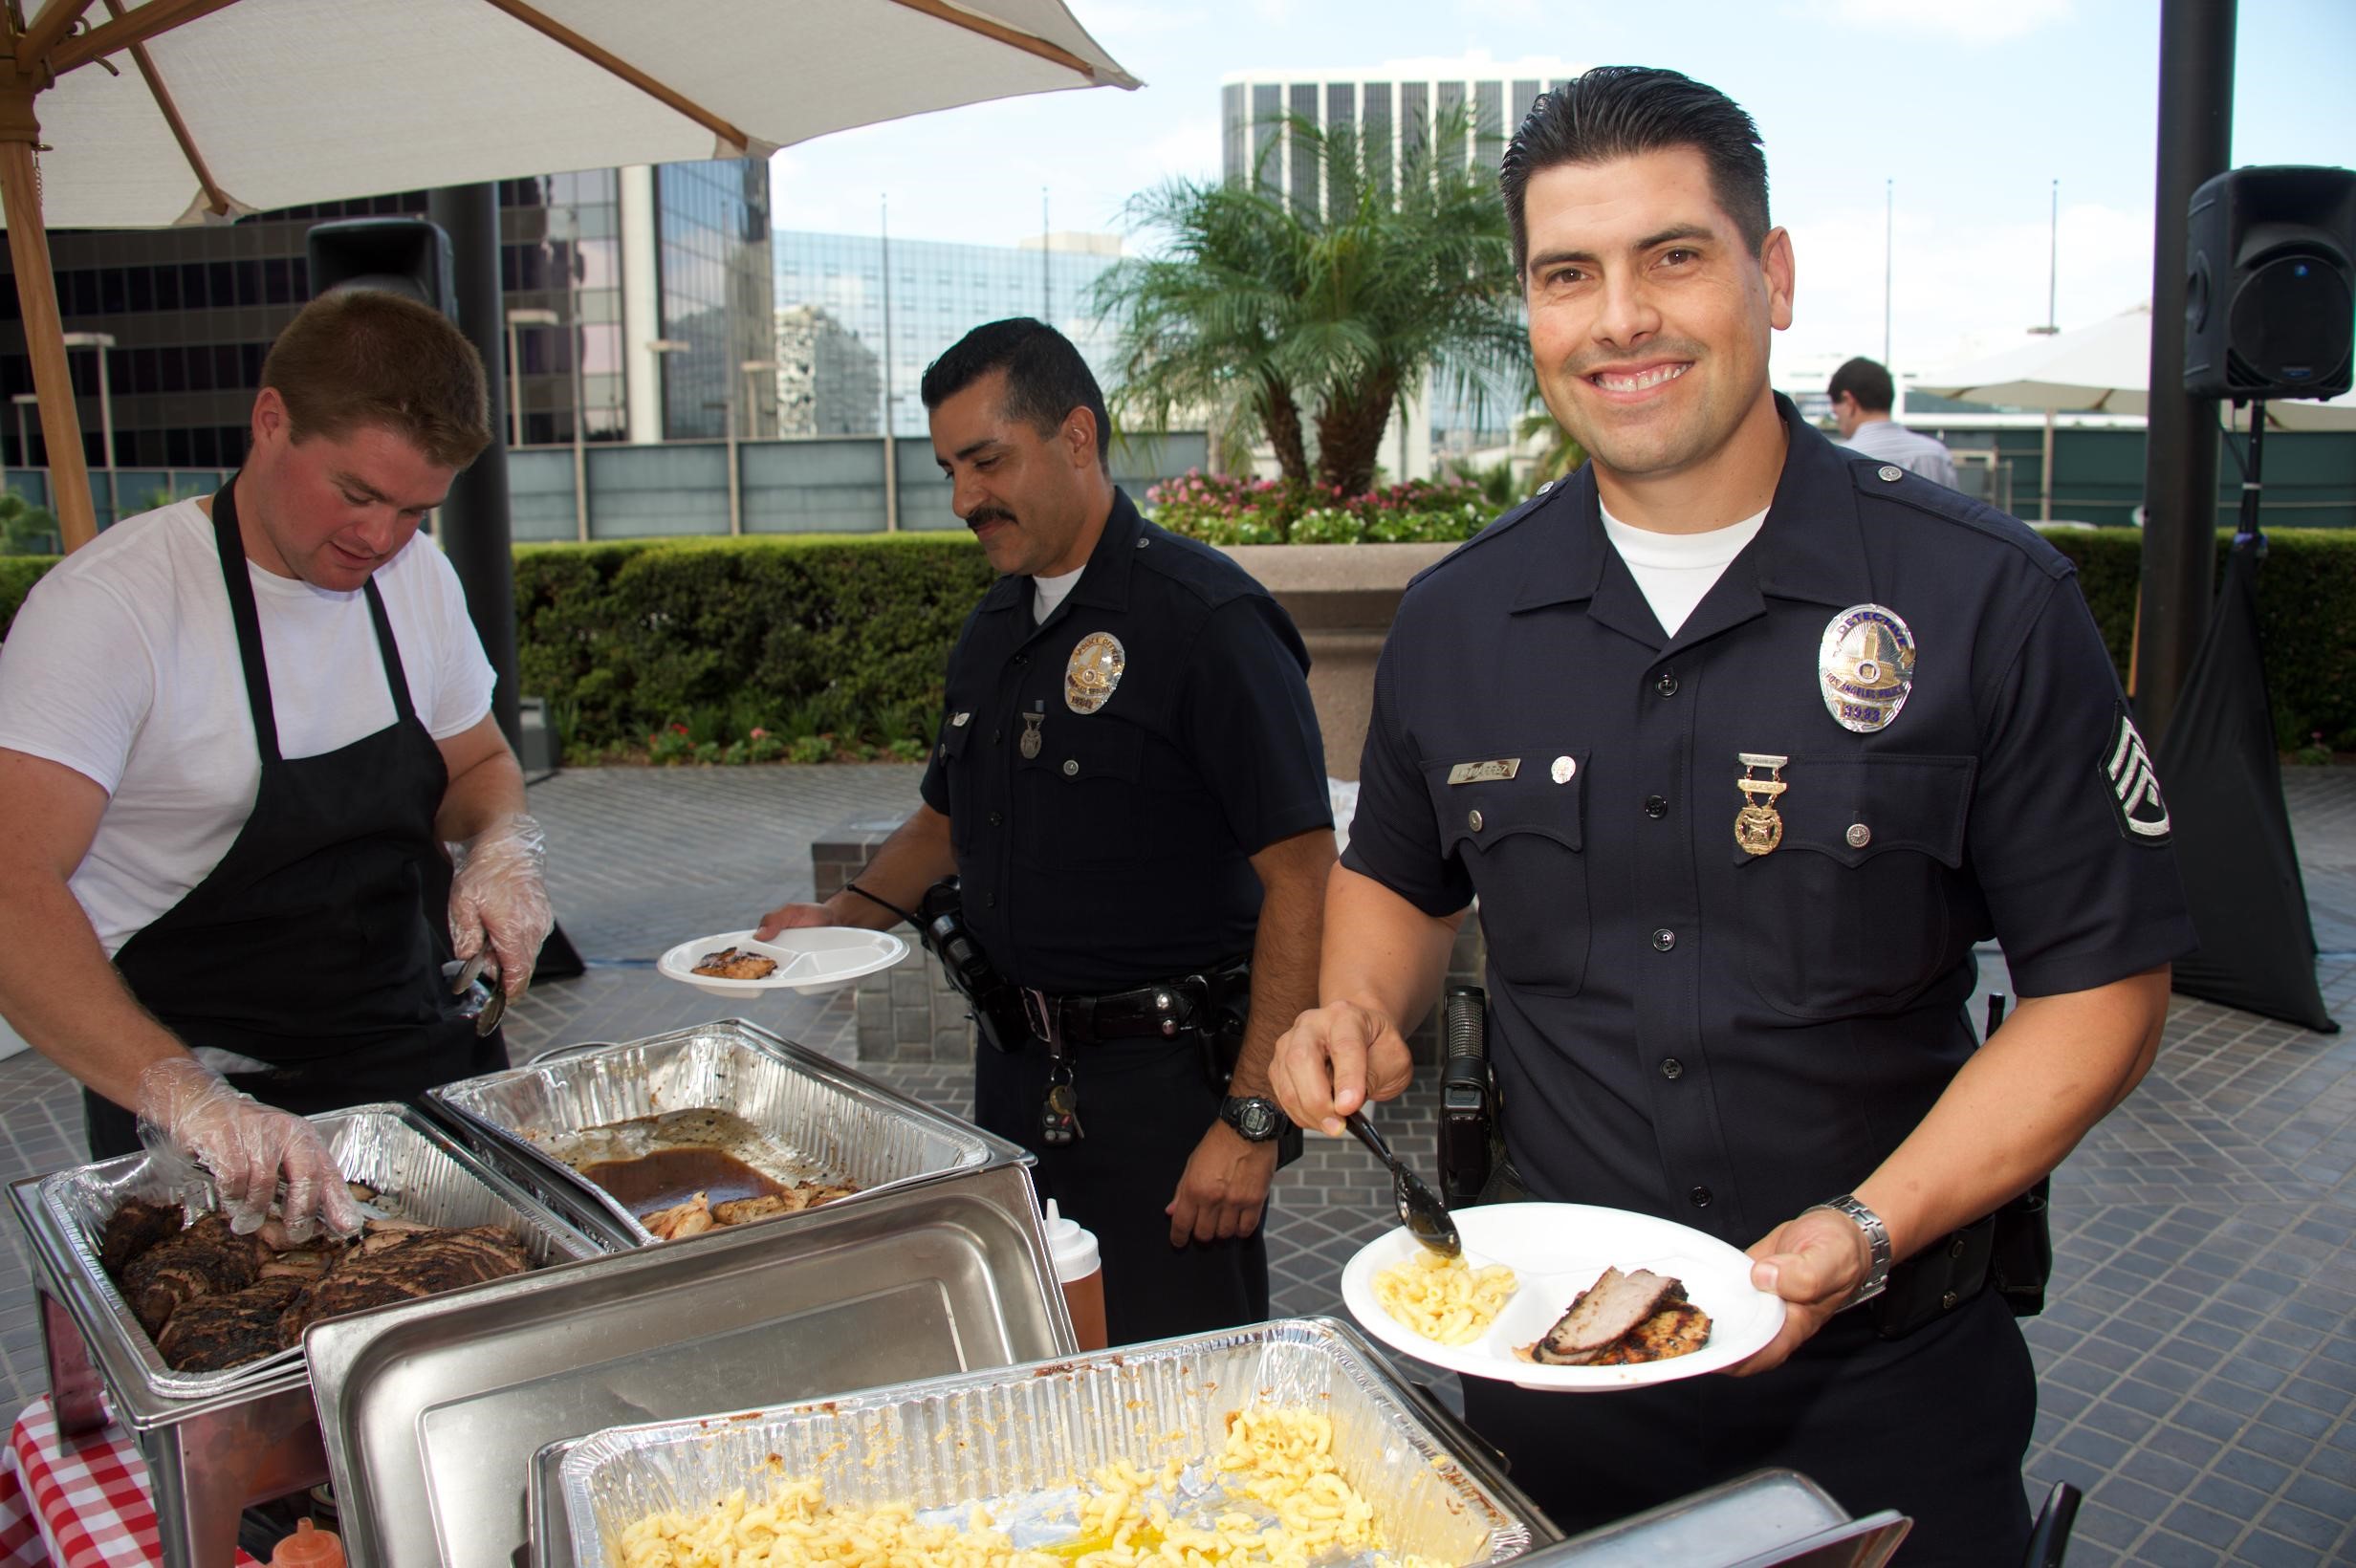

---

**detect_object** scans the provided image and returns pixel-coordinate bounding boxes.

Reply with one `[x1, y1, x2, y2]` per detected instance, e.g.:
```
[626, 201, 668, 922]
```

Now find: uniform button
[1644, 795, 1669, 818]
[987, 811, 1003, 826]
[1948, 1234, 1967, 1259]
[1468, 809, 1484, 832]
[1651, 927, 1675, 951]
[1014, 653, 1029, 665]
[1061, 758, 1080, 776]
[1688, 1186, 1712, 1209]
[1135, 536, 1148, 549]
[984, 892, 998, 908]
[1878, 465, 1904, 483]
[1550, 754, 1576, 784]
[1940, 1289, 1960, 1311]
[1654, 671, 1679, 697]
[1659, 1057, 1684, 1080]
[992, 730, 1002, 745]
[1846, 822, 1872, 848]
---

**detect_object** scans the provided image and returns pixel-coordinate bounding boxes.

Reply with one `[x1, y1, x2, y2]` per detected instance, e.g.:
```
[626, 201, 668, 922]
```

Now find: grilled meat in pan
[1528, 1266, 1713, 1366]
[276, 1225, 529, 1341]
[102, 1201, 532, 1372]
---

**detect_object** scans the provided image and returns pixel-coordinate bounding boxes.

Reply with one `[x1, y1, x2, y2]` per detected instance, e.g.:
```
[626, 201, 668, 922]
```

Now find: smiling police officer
[1272, 70, 2192, 1563]
[758, 319, 1334, 1343]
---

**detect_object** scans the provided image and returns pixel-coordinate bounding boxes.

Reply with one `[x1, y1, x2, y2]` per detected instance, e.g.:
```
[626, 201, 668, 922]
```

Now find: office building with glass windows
[772, 229, 1123, 438]
[1219, 58, 1575, 458]
[0, 157, 773, 473]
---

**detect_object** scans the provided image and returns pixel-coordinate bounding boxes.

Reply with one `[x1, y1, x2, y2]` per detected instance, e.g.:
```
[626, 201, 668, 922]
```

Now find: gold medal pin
[1019, 710, 1044, 759]
[1734, 751, 1789, 857]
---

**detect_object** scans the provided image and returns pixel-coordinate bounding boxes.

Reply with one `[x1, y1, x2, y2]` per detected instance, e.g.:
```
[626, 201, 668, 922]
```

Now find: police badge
[1820, 604, 1917, 733]
[1065, 631, 1125, 713]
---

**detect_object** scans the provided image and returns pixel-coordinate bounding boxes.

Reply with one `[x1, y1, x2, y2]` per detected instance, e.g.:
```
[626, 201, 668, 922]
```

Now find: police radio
[916, 880, 1030, 1054]
[1437, 986, 1494, 1207]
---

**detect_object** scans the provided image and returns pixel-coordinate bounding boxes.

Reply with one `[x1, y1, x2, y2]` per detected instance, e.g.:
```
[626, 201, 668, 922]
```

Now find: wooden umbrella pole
[0, 73, 97, 551]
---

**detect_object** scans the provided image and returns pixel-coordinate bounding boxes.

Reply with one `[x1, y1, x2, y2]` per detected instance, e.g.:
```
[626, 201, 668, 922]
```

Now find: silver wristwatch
[1810, 1194, 1892, 1308]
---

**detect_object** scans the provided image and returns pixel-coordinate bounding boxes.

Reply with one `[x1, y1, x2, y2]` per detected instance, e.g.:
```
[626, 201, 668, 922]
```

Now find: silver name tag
[1447, 758, 1521, 785]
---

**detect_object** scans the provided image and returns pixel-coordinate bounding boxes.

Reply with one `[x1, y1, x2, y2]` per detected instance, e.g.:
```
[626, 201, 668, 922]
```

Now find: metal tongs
[448, 950, 508, 1036]
[1345, 1109, 1461, 1256]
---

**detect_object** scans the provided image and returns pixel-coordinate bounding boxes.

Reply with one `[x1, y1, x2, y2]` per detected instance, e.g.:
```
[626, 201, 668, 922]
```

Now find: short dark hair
[262, 289, 491, 468]
[1828, 357, 1896, 414]
[920, 317, 1110, 463]
[1499, 66, 1771, 276]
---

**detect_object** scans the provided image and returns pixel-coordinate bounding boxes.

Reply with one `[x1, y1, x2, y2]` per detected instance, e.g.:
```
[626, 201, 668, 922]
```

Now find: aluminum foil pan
[426, 1019, 1027, 1247]
[561, 1318, 1534, 1568]
[33, 1102, 601, 1403]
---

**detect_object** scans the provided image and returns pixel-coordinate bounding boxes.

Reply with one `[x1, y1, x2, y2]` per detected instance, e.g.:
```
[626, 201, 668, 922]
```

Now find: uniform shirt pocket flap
[1744, 753, 1974, 868]
[1433, 754, 1586, 855]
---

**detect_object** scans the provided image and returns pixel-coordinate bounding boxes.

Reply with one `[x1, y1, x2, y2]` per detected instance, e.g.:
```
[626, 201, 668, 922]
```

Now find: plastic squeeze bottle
[270, 1518, 345, 1568]
[1042, 1199, 1107, 1351]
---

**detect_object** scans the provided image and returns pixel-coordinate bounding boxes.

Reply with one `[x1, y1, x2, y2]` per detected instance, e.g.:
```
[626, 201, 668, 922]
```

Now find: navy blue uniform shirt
[921, 487, 1331, 994]
[1344, 399, 2194, 1244]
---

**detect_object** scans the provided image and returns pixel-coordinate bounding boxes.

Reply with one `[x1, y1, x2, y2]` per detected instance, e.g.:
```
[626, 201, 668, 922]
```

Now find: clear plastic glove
[131, 1057, 360, 1243]
[447, 812, 552, 1001]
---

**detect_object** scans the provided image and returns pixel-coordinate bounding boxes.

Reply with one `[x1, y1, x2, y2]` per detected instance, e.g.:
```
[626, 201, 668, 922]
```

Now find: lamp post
[59, 331, 116, 526]
[707, 396, 744, 536]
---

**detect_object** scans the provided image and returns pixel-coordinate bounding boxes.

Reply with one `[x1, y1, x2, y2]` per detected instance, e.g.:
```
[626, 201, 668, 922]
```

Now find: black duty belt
[1020, 976, 1206, 1047]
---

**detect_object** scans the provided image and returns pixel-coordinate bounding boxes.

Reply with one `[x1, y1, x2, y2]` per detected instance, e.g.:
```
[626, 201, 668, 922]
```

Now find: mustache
[968, 507, 1016, 531]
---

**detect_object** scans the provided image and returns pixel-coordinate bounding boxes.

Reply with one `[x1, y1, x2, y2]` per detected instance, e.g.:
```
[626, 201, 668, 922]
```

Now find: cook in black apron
[84, 482, 502, 1159]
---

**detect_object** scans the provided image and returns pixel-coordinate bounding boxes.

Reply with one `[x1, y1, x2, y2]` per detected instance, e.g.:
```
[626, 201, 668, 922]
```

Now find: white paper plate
[1341, 1202, 1787, 1392]
[656, 928, 909, 997]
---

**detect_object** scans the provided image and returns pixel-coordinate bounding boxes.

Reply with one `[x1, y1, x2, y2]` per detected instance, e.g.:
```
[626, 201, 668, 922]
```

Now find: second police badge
[1066, 631, 1125, 714]
[1820, 603, 1917, 733]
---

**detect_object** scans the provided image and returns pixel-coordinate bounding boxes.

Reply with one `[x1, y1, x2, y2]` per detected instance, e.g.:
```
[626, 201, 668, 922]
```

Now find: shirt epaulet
[1847, 460, 2075, 582]
[1405, 483, 1564, 593]
[1132, 520, 1264, 611]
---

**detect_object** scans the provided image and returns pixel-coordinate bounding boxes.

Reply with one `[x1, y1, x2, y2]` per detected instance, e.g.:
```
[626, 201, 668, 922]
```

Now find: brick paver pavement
[0, 761, 2352, 1563]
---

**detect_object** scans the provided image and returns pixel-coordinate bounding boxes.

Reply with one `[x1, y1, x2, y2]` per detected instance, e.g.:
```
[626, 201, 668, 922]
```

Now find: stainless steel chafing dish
[552, 1318, 1551, 1568]
[305, 1160, 1073, 1568]
[12, 1102, 605, 1568]
[425, 1019, 1030, 1247]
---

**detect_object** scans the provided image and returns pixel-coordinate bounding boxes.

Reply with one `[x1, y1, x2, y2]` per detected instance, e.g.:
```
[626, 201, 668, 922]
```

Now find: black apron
[83, 482, 502, 1159]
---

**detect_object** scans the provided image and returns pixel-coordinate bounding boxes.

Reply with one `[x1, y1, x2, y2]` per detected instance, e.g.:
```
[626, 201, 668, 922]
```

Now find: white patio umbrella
[0, 0, 1140, 549]
[1914, 302, 2356, 519]
[1917, 302, 2356, 425]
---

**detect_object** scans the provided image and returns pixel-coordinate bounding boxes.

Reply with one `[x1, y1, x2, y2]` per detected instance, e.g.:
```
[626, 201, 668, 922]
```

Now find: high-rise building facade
[774, 305, 884, 437]
[0, 158, 774, 477]
[772, 229, 1123, 438]
[1219, 59, 1575, 458]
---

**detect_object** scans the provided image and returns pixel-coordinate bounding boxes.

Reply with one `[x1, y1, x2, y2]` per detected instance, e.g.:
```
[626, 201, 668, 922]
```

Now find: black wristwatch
[1219, 1096, 1285, 1143]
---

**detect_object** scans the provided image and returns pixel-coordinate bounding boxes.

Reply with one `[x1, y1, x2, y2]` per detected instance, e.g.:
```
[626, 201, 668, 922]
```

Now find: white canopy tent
[0, 0, 1140, 548]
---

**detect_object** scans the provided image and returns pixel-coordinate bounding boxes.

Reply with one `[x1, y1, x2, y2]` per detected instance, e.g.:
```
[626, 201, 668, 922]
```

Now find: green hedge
[513, 534, 993, 760]
[9, 529, 2356, 755]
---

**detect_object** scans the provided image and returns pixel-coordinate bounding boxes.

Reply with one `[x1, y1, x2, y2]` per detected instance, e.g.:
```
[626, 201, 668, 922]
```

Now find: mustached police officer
[758, 319, 1334, 1343]
[1272, 70, 2192, 1564]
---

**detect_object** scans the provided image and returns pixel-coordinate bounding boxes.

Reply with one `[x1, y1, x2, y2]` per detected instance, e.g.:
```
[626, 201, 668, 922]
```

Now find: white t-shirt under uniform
[1599, 503, 1768, 639]
[0, 499, 495, 955]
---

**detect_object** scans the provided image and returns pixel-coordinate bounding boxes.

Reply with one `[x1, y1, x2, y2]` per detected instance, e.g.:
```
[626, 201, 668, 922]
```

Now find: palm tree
[1097, 111, 1525, 494]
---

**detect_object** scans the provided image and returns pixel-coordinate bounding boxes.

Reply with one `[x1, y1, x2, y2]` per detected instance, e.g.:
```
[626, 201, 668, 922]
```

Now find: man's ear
[251, 385, 289, 450]
[1062, 405, 1100, 469]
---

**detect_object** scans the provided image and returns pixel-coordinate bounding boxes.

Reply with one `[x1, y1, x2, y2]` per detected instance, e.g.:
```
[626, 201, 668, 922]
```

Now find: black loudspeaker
[304, 218, 457, 320]
[2185, 165, 2356, 401]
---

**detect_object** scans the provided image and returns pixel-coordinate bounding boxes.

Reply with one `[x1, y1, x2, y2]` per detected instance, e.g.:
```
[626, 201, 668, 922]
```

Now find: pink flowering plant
[1144, 468, 1490, 547]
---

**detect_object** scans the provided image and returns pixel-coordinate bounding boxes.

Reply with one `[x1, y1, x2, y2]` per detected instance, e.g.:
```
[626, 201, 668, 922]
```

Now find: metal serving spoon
[1344, 1109, 1461, 1257]
[447, 951, 509, 1037]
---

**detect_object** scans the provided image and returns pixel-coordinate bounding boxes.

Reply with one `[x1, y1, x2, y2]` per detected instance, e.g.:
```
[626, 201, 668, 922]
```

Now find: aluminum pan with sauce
[426, 1019, 1028, 1246]
[32, 1102, 602, 1405]
[561, 1318, 1538, 1568]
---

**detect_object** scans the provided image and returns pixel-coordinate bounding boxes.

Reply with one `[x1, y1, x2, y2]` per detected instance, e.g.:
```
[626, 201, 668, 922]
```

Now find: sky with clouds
[769, 0, 2355, 378]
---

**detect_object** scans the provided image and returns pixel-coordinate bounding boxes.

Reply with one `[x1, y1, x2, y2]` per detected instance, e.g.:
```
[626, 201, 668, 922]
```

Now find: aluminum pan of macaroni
[28, 1102, 604, 1412]
[425, 1019, 1029, 1247]
[560, 1317, 1541, 1568]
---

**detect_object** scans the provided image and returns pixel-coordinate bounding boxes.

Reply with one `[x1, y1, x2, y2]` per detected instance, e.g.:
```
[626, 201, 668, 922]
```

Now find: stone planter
[1217, 542, 1455, 781]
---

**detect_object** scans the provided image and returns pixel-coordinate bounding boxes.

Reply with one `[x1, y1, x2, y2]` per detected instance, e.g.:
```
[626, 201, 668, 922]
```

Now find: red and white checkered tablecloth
[0, 1398, 261, 1567]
